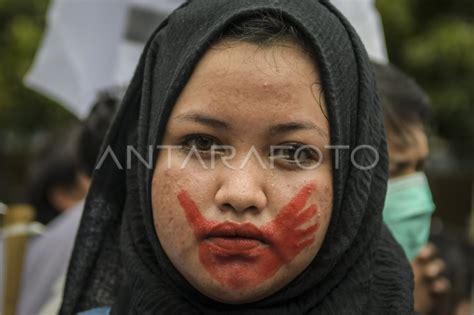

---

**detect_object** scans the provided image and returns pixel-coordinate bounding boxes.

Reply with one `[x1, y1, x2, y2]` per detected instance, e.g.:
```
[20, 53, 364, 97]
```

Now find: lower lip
[207, 237, 263, 251]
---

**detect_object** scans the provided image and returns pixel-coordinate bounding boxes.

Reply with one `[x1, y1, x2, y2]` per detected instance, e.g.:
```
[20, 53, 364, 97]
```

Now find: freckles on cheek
[176, 183, 321, 290]
[152, 169, 191, 247]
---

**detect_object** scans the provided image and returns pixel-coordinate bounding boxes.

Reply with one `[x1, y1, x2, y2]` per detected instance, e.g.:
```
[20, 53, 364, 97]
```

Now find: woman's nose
[214, 164, 267, 214]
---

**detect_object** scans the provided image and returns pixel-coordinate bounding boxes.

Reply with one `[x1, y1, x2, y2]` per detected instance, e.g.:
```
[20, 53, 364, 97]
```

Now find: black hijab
[60, 1, 414, 314]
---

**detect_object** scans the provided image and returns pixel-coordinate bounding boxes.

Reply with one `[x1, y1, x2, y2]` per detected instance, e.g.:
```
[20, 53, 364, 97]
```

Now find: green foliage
[0, 0, 75, 137]
[377, 0, 474, 158]
[0, 0, 76, 203]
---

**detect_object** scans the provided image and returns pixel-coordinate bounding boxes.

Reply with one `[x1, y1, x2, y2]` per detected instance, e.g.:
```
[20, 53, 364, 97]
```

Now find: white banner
[25, 0, 387, 119]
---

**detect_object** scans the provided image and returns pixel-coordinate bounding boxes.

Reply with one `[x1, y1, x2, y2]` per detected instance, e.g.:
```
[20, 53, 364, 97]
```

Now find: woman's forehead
[168, 41, 328, 131]
[194, 40, 318, 84]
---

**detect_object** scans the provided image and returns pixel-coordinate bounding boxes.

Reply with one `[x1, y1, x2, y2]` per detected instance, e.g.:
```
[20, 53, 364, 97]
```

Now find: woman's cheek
[151, 161, 216, 258]
[313, 182, 333, 252]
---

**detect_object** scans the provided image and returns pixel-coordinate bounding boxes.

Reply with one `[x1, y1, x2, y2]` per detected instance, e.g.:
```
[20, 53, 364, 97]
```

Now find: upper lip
[206, 221, 267, 243]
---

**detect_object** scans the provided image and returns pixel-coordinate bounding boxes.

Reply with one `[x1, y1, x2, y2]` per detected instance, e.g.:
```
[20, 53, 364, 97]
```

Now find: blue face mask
[383, 172, 436, 261]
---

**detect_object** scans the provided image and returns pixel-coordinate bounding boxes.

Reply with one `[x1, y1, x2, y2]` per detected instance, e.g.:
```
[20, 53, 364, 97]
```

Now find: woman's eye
[187, 136, 215, 151]
[270, 143, 320, 166]
[183, 135, 218, 152]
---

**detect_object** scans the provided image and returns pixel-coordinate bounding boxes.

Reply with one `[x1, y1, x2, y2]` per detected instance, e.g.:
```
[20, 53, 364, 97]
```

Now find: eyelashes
[182, 134, 220, 152]
[180, 134, 322, 169]
[270, 143, 320, 166]
[181, 134, 226, 158]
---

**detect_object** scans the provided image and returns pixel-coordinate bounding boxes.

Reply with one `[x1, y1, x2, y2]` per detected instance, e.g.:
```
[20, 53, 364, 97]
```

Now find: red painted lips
[205, 221, 267, 252]
[207, 237, 262, 251]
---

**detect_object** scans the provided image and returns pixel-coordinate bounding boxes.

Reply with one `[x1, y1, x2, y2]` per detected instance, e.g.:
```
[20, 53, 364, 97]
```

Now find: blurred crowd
[2, 91, 120, 315]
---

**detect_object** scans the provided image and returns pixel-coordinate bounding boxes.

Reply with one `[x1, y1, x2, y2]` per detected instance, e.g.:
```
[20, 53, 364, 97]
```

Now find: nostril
[215, 185, 267, 214]
[221, 203, 235, 212]
[220, 203, 260, 213]
[245, 206, 259, 212]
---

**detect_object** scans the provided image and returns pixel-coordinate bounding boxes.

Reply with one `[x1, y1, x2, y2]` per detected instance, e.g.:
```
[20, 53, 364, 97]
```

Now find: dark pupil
[196, 137, 213, 150]
[286, 147, 298, 159]
[290, 147, 310, 161]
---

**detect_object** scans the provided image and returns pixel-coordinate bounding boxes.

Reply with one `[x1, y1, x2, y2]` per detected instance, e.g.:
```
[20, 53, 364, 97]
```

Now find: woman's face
[151, 40, 333, 303]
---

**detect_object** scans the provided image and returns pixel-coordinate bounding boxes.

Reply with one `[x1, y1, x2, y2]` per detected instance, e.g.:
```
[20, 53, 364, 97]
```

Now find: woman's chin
[202, 286, 268, 304]
[192, 275, 284, 305]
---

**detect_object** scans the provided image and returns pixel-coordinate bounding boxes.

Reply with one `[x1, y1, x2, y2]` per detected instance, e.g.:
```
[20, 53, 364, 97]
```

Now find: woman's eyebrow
[174, 112, 328, 140]
[174, 112, 230, 130]
[268, 121, 329, 140]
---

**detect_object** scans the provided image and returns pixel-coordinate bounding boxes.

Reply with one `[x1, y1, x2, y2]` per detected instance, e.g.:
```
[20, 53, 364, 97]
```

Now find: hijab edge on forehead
[60, 1, 414, 314]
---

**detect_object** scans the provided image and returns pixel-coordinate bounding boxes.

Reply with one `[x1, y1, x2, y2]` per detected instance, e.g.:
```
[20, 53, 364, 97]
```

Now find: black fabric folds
[60, 1, 414, 314]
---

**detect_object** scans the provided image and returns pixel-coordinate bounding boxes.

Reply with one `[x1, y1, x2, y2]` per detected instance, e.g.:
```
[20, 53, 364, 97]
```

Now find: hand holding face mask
[383, 172, 436, 261]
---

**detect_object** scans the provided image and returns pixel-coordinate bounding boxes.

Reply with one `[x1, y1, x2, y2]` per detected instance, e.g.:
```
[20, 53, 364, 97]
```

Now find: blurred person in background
[373, 62, 452, 314]
[429, 233, 473, 315]
[26, 127, 89, 226]
[16, 125, 88, 315]
[16, 91, 120, 315]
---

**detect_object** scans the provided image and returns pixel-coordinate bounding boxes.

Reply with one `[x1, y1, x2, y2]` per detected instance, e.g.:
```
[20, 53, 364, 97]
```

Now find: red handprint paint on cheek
[177, 183, 319, 289]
